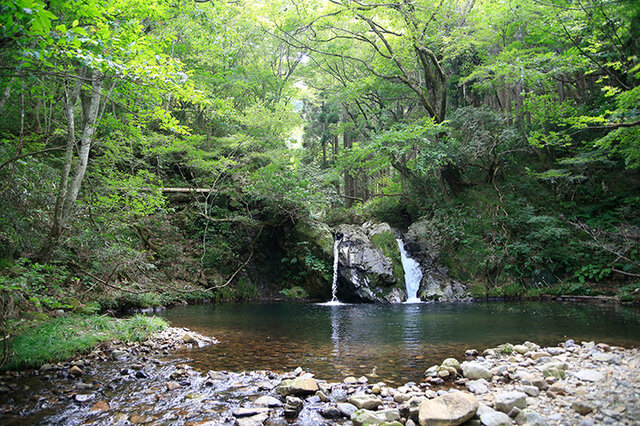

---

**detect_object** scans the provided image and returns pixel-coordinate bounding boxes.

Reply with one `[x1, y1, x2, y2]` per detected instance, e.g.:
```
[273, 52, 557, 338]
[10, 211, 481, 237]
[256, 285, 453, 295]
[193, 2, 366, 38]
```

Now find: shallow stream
[2, 301, 640, 424]
[160, 301, 640, 385]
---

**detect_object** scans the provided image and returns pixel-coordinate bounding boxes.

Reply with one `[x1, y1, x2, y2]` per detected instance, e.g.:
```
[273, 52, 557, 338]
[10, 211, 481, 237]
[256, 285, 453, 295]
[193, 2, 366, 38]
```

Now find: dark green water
[160, 301, 640, 385]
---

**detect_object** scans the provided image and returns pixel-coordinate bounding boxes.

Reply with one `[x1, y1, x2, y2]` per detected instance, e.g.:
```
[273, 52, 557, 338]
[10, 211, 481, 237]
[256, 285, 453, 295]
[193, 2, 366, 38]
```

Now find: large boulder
[335, 222, 406, 303]
[418, 391, 479, 426]
[419, 274, 468, 302]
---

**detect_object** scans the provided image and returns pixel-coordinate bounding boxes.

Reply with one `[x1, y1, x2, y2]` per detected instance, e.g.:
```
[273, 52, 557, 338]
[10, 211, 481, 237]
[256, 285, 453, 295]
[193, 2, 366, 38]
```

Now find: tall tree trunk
[342, 108, 354, 208]
[37, 69, 103, 262]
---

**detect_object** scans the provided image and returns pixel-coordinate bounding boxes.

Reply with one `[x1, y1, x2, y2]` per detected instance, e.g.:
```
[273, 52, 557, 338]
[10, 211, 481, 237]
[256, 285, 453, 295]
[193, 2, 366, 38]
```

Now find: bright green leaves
[94, 170, 166, 221]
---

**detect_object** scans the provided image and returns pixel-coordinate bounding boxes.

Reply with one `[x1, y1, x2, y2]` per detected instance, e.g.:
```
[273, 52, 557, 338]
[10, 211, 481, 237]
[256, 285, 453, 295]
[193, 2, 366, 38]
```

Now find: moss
[1, 314, 167, 371]
[468, 283, 487, 298]
[370, 231, 405, 286]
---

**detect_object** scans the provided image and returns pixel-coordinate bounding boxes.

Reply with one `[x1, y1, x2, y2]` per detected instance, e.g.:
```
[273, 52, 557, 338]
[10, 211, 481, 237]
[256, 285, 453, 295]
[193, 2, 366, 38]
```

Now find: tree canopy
[0, 0, 638, 311]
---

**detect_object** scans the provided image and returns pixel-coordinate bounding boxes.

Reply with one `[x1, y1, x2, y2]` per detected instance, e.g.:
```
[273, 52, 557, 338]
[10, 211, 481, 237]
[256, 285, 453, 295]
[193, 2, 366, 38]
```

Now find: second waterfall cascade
[397, 238, 423, 303]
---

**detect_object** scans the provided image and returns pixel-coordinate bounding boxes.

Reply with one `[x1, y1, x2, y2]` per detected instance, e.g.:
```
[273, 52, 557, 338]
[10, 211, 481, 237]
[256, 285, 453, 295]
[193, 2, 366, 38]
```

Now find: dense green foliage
[0, 0, 639, 345]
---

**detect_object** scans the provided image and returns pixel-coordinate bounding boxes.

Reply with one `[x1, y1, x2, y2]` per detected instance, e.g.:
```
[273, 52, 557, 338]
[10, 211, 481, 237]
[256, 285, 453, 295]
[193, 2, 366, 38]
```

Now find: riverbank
[1, 325, 638, 425]
[0, 314, 171, 371]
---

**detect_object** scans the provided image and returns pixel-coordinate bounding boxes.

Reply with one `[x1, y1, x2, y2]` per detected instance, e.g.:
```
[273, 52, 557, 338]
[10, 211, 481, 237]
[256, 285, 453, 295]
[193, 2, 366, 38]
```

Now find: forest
[0, 0, 639, 366]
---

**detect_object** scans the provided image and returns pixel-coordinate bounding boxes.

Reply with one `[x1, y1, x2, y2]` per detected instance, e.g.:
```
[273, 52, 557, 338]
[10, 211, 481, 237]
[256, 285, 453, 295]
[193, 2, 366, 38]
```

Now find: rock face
[330, 220, 467, 303]
[334, 222, 406, 303]
[405, 217, 468, 302]
[418, 391, 479, 425]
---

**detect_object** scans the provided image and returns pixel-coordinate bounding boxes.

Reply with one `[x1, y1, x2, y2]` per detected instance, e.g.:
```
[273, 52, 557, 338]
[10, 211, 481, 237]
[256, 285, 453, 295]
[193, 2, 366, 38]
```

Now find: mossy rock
[369, 231, 404, 286]
[293, 220, 334, 258]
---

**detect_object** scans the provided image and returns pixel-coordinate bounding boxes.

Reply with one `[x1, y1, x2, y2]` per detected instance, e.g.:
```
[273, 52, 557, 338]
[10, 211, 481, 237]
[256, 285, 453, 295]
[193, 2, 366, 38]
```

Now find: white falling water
[397, 238, 423, 303]
[319, 236, 344, 305]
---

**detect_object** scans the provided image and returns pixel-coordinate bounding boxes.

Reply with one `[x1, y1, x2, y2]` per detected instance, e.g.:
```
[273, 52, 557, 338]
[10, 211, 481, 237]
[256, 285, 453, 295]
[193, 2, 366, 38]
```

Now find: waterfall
[330, 236, 343, 302]
[396, 238, 423, 303]
[319, 234, 344, 306]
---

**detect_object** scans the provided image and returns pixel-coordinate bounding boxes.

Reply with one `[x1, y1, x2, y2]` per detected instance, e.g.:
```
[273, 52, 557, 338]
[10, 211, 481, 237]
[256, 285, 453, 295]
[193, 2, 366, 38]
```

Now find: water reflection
[161, 301, 640, 385]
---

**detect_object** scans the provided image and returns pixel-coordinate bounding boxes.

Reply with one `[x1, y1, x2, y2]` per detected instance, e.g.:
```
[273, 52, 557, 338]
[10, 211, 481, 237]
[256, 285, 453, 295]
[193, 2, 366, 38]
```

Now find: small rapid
[397, 238, 423, 303]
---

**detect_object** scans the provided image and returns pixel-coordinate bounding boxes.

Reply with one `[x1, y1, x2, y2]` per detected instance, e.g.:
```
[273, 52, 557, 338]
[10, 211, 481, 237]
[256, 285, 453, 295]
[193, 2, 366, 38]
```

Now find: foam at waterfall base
[317, 300, 349, 306]
[403, 297, 423, 304]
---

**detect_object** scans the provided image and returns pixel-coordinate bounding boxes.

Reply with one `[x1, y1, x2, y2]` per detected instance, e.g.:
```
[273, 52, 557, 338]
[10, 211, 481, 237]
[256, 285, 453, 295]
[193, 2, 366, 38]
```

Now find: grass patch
[1, 314, 167, 371]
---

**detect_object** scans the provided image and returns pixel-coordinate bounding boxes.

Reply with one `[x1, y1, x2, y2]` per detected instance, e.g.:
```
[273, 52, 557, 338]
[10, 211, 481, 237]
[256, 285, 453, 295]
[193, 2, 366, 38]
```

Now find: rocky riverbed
[1, 327, 638, 425]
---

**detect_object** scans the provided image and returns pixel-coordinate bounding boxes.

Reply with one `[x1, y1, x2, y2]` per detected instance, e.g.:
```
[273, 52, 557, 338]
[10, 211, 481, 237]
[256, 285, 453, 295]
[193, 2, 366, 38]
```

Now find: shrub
[279, 286, 309, 299]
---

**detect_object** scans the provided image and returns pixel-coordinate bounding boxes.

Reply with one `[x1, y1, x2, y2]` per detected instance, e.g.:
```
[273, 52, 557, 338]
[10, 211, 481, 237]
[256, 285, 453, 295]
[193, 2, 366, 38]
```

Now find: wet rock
[494, 391, 527, 414]
[283, 395, 304, 418]
[166, 381, 182, 391]
[337, 402, 358, 417]
[232, 407, 269, 417]
[254, 395, 283, 407]
[461, 362, 493, 380]
[575, 369, 604, 382]
[320, 405, 343, 419]
[69, 366, 84, 377]
[111, 350, 127, 360]
[90, 400, 110, 411]
[316, 390, 330, 402]
[418, 391, 478, 426]
[276, 377, 318, 396]
[182, 333, 197, 344]
[74, 393, 94, 402]
[208, 370, 226, 380]
[514, 408, 547, 425]
[237, 413, 269, 426]
[76, 382, 94, 390]
[465, 349, 479, 357]
[480, 410, 512, 426]
[351, 408, 401, 426]
[348, 393, 382, 410]
[129, 413, 154, 424]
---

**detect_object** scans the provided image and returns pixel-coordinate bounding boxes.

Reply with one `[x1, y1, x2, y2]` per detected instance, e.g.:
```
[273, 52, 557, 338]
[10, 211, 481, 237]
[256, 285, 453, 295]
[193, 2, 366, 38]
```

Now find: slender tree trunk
[0, 77, 15, 114]
[16, 88, 25, 157]
[342, 108, 354, 208]
[37, 69, 103, 262]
